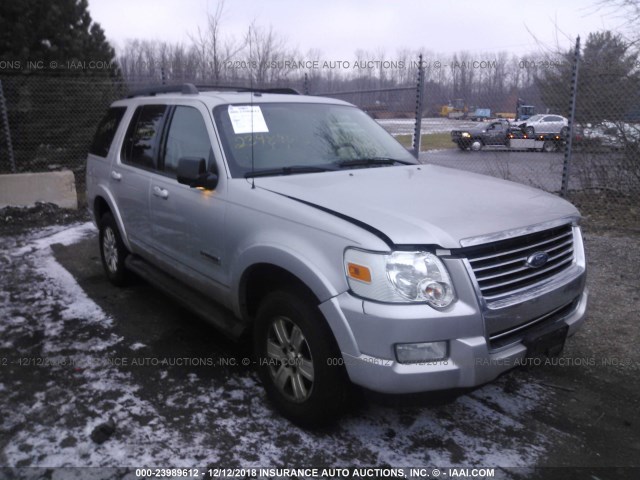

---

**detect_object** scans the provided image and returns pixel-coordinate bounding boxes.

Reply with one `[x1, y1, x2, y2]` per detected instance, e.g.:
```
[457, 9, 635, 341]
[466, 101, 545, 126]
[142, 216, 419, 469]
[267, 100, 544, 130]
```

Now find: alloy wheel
[266, 315, 314, 403]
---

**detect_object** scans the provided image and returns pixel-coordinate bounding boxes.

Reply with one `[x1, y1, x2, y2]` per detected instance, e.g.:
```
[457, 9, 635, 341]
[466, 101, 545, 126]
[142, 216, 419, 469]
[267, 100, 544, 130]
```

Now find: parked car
[581, 121, 640, 150]
[86, 84, 588, 427]
[519, 114, 568, 136]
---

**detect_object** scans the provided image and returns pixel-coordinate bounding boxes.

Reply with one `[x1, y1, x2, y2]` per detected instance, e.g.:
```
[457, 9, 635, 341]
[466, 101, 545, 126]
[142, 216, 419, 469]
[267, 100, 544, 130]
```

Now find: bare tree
[245, 22, 298, 85]
[595, 0, 640, 45]
[188, 0, 245, 83]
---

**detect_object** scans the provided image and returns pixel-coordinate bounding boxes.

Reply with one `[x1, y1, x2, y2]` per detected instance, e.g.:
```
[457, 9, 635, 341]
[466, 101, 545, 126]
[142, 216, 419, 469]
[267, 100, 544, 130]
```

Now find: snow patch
[0, 222, 565, 469]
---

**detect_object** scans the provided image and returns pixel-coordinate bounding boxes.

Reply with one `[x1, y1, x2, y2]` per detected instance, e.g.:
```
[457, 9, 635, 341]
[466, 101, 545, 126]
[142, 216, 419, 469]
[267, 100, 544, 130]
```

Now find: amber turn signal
[347, 263, 372, 283]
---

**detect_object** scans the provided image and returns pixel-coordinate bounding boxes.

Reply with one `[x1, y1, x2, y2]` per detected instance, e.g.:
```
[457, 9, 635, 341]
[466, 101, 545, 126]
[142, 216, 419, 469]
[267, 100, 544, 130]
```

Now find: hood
[255, 165, 578, 248]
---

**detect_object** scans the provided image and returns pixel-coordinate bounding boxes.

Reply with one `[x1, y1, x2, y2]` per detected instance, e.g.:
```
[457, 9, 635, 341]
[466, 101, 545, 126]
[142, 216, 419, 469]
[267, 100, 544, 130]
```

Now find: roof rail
[125, 83, 301, 98]
[258, 87, 300, 95]
[195, 85, 300, 95]
[126, 83, 199, 98]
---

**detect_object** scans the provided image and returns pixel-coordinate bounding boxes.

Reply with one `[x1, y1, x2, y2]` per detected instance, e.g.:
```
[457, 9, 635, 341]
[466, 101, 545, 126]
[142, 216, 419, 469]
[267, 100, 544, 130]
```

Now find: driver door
[485, 122, 505, 145]
[148, 102, 228, 287]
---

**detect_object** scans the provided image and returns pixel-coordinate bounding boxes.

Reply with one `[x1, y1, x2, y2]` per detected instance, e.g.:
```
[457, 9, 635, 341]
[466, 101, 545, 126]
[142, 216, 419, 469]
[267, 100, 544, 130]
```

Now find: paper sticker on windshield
[228, 105, 269, 134]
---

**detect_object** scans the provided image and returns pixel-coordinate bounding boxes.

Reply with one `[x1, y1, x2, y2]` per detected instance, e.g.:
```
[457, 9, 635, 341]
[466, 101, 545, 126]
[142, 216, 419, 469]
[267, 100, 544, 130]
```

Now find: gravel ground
[0, 205, 639, 480]
[0, 202, 89, 236]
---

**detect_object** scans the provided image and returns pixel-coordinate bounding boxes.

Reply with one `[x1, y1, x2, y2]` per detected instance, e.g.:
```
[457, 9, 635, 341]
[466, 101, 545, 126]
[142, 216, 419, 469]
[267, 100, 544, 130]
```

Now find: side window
[121, 104, 167, 169]
[163, 106, 212, 176]
[90, 107, 126, 157]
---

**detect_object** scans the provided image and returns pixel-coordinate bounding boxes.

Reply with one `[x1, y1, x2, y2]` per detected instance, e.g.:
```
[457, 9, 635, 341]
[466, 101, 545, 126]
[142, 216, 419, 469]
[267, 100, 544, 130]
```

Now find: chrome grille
[465, 224, 575, 301]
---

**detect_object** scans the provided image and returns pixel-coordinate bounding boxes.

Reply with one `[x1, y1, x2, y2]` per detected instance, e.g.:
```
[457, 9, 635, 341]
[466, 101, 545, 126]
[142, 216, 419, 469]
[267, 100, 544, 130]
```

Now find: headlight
[344, 248, 456, 308]
[461, 132, 471, 138]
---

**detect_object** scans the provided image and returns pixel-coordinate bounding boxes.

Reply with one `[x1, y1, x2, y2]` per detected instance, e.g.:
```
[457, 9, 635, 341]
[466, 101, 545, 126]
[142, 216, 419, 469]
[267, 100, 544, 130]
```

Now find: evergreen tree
[0, 0, 122, 174]
[536, 31, 640, 123]
[0, 0, 117, 76]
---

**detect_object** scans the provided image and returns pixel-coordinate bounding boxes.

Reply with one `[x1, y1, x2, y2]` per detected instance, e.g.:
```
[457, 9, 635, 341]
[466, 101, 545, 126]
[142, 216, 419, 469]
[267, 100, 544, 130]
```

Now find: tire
[254, 289, 350, 427]
[560, 126, 568, 138]
[543, 140, 557, 153]
[470, 139, 483, 151]
[525, 126, 535, 137]
[99, 212, 129, 287]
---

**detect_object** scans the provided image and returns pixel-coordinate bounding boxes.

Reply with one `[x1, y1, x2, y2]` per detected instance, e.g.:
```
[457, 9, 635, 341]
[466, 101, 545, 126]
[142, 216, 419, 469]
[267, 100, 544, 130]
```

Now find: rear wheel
[254, 289, 350, 427]
[99, 212, 129, 286]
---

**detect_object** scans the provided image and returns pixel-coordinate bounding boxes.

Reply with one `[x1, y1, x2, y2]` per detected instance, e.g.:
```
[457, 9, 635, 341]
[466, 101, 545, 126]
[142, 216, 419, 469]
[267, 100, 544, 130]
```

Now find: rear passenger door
[113, 104, 168, 248]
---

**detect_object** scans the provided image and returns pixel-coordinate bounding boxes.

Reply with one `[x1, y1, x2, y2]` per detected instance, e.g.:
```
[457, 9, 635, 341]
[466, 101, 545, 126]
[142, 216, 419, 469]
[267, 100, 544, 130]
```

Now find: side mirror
[177, 157, 218, 190]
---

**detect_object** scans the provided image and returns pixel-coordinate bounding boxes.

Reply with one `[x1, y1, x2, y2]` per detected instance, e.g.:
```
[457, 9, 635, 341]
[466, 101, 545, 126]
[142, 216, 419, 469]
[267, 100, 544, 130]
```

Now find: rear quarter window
[89, 107, 127, 157]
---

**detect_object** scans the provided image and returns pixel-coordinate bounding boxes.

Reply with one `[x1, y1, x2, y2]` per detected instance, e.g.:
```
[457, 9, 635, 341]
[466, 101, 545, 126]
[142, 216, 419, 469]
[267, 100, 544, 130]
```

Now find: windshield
[213, 102, 416, 177]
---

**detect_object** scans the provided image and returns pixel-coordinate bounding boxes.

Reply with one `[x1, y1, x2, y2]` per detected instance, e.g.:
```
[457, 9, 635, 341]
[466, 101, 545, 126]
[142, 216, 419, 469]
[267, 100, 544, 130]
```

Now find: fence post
[412, 54, 425, 159]
[0, 79, 16, 173]
[303, 73, 309, 95]
[561, 36, 580, 198]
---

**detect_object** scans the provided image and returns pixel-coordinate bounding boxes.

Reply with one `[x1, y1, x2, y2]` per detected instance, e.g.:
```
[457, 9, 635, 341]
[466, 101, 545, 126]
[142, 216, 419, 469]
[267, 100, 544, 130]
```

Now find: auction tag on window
[228, 105, 269, 134]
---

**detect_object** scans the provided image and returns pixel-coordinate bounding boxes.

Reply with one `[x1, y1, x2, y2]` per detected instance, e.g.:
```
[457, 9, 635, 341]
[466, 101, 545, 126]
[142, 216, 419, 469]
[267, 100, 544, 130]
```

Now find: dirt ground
[0, 203, 639, 480]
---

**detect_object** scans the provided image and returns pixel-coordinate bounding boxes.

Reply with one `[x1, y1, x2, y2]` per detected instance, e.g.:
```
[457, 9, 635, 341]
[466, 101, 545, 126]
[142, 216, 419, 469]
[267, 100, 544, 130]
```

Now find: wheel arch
[241, 264, 316, 327]
[92, 187, 133, 251]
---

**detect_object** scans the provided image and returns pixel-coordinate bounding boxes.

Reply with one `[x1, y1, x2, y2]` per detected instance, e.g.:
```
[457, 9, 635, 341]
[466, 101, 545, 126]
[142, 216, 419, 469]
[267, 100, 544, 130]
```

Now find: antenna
[249, 25, 255, 189]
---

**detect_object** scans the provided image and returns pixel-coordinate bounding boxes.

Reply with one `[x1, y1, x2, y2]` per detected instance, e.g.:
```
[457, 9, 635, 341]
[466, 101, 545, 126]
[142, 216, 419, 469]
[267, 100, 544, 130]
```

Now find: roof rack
[127, 83, 198, 98]
[126, 83, 301, 98]
[195, 85, 300, 95]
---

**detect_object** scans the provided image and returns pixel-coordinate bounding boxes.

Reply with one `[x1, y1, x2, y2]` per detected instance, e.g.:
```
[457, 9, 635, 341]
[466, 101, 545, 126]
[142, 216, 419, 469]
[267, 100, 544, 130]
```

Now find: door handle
[152, 186, 169, 199]
[110, 171, 122, 181]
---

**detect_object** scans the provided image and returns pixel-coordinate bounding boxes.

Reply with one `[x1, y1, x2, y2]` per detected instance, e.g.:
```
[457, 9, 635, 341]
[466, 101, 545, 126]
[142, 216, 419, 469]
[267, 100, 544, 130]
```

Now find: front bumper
[319, 284, 588, 395]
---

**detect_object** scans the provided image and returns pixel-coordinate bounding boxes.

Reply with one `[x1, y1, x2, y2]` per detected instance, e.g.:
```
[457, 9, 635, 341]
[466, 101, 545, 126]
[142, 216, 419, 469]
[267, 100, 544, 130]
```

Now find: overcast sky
[87, 0, 624, 58]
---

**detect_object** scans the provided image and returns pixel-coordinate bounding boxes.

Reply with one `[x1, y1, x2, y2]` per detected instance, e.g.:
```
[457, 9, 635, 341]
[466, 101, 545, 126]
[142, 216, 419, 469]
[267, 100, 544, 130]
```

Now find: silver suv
[86, 84, 587, 426]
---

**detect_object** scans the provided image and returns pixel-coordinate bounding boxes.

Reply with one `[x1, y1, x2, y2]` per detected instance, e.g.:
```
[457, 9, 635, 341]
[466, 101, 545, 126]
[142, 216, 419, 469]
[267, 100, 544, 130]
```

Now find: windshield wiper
[244, 165, 334, 178]
[335, 157, 416, 169]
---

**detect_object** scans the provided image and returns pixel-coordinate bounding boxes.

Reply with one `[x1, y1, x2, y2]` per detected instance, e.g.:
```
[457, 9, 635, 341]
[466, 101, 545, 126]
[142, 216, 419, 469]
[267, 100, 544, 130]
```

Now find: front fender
[231, 242, 342, 314]
[230, 242, 364, 357]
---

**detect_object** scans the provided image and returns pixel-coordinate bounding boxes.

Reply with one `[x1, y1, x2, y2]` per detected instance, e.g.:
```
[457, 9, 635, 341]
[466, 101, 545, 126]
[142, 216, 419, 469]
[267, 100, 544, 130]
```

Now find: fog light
[395, 341, 448, 364]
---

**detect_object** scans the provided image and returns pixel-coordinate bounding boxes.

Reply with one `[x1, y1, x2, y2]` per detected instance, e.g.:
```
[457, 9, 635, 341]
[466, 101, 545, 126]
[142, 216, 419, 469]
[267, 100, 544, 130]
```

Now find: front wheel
[470, 139, 483, 151]
[99, 212, 129, 286]
[525, 126, 535, 136]
[254, 289, 350, 427]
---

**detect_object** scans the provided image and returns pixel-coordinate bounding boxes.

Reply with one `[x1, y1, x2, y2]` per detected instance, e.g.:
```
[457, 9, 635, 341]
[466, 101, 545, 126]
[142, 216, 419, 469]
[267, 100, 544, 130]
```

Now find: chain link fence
[316, 47, 638, 226]
[0, 47, 638, 226]
[0, 75, 126, 192]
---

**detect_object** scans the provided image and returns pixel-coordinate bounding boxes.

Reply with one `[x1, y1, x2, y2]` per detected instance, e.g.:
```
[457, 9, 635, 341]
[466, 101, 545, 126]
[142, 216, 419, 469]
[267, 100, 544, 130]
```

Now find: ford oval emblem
[526, 251, 549, 269]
